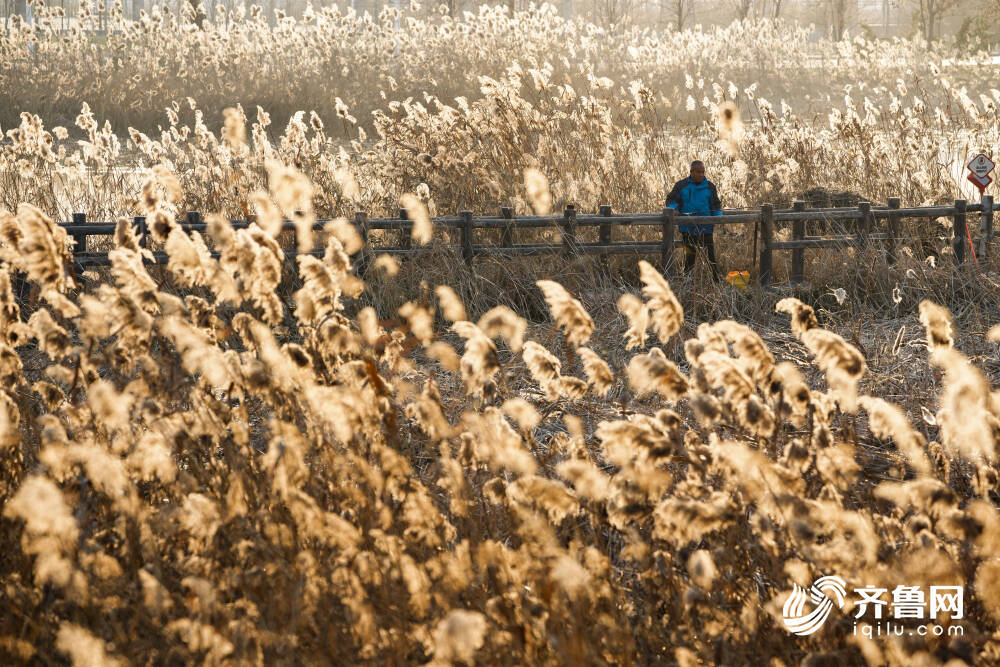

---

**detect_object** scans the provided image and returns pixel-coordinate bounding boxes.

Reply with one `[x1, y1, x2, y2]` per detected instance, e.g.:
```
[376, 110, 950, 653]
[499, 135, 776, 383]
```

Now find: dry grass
[4, 5, 990, 137]
[1, 6, 998, 223]
[2, 7, 1000, 666]
[0, 197, 999, 665]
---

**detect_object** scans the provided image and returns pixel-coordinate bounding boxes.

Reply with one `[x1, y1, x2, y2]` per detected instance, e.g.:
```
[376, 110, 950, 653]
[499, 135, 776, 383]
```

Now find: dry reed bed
[2, 7, 998, 226]
[2, 8, 1000, 665]
[0, 179, 999, 664]
[2, 5, 992, 136]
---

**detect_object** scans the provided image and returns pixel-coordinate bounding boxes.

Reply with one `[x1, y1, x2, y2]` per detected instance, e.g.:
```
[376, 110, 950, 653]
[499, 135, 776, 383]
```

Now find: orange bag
[726, 270, 750, 290]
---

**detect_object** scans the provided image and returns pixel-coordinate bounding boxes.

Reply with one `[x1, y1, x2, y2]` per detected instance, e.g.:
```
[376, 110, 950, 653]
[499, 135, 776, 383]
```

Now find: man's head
[689, 160, 706, 184]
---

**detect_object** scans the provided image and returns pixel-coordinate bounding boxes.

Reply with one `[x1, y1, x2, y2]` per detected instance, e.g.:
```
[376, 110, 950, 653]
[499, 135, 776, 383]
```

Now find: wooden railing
[54, 196, 996, 286]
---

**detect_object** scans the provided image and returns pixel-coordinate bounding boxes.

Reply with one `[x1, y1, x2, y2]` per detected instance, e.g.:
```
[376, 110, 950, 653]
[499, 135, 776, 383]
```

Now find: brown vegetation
[2, 7, 1000, 665]
[0, 193, 999, 664]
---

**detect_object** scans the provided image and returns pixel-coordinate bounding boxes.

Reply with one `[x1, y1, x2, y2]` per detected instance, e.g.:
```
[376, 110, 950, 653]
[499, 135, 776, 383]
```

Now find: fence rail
[49, 196, 997, 286]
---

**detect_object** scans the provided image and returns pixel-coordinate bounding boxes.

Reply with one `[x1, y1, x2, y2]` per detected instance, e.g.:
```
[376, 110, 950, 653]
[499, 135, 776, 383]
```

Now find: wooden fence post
[980, 195, 993, 260]
[561, 205, 577, 257]
[292, 209, 305, 253]
[791, 200, 805, 283]
[133, 216, 147, 249]
[354, 211, 369, 275]
[599, 205, 612, 271]
[858, 201, 872, 248]
[500, 207, 514, 249]
[398, 207, 410, 250]
[759, 204, 774, 286]
[599, 205, 612, 245]
[662, 208, 676, 276]
[886, 197, 901, 265]
[70, 212, 86, 281]
[71, 212, 86, 256]
[461, 210, 474, 265]
[186, 211, 203, 262]
[952, 199, 967, 264]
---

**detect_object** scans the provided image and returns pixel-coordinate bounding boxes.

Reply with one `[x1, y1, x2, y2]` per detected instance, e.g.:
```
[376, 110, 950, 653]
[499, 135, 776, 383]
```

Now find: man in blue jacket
[666, 160, 722, 281]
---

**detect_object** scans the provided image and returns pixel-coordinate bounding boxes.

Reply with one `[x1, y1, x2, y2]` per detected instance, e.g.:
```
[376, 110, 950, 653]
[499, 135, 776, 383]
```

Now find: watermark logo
[779, 576, 965, 638]
[782, 575, 847, 636]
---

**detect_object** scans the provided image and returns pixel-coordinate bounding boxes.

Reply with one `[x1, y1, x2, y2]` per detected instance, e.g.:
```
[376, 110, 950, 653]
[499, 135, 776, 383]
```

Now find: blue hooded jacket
[666, 177, 722, 235]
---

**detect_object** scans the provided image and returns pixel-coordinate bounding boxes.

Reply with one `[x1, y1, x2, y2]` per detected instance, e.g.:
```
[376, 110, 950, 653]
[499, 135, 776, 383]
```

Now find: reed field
[2, 3, 1000, 665]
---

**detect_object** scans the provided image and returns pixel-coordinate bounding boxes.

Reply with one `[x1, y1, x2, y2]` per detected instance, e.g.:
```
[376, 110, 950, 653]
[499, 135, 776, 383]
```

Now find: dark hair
[690, 160, 705, 169]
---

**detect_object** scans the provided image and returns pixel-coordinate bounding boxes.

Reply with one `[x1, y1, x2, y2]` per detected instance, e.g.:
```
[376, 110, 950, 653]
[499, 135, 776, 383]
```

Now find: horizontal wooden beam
[58, 201, 1000, 238]
[49, 199, 1000, 285]
[772, 233, 897, 250]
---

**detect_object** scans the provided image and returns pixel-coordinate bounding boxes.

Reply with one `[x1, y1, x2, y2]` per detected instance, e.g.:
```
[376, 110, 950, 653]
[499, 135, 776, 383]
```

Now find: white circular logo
[782, 575, 847, 636]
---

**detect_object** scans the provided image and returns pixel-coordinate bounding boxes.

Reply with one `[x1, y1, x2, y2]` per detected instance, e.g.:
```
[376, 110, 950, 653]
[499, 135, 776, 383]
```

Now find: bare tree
[810, 0, 853, 39]
[729, 0, 785, 21]
[830, 0, 851, 39]
[594, 0, 635, 28]
[668, 0, 692, 29]
[732, 0, 753, 19]
[911, 0, 962, 42]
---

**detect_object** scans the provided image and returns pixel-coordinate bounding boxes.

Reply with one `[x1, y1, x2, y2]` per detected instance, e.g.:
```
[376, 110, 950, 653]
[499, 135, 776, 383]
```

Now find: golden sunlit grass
[0, 195, 999, 664]
[2, 6, 1000, 665]
[1, 4, 997, 228]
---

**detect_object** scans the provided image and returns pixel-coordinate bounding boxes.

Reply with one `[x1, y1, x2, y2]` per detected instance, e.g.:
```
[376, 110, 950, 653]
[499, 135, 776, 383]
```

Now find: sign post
[967, 153, 994, 196]
[965, 154, 994, 265]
